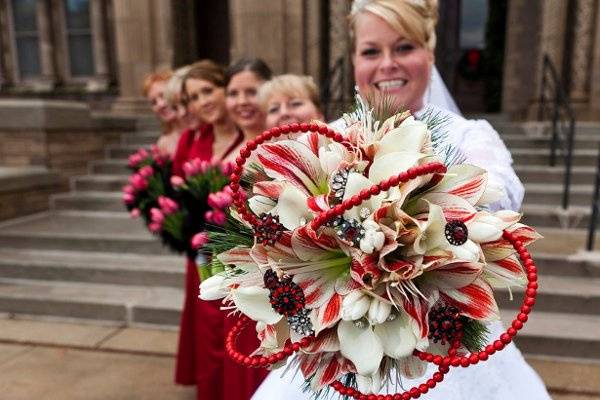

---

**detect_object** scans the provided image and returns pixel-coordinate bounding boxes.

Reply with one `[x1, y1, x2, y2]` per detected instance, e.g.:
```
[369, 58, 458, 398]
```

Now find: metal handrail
[587, 143, 600, 250]
[537, 54, 577, 209]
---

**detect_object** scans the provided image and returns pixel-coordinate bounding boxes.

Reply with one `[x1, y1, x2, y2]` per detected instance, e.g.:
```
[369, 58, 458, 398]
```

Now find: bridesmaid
[143, 69, 182, 156]
[221, 58, 273, 400]
[257, 74, 325, 129]
[172, 60, 233, 400]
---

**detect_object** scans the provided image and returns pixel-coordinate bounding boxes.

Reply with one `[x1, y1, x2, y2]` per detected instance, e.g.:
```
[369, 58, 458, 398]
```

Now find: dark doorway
[435, 0, 508, 113]
[172, 0, 230, 67]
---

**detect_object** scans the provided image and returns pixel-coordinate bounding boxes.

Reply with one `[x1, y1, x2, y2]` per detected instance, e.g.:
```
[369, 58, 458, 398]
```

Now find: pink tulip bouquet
[197, 97, 541, 398]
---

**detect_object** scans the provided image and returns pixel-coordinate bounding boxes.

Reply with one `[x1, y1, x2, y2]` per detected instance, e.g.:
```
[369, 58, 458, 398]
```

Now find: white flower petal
[373, 314, 417, 358]
[469, 220, 503, 243]
[232, 287, 283, 325]
[198, 275, 229, 301]
[338, 320, 383, 376]
[248, 195, 276, 216]
[276, 185, 310, 230]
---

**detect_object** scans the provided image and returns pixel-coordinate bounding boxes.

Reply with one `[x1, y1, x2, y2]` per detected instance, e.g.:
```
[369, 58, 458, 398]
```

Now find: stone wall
[0, 167, 60, 221]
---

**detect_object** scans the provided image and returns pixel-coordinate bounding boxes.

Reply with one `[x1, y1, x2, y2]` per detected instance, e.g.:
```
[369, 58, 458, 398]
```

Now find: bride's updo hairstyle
[349, 0, 439, 51]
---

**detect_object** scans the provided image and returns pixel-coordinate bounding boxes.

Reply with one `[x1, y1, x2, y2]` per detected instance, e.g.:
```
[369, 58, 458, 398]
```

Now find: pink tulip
[171, 175, 185, 188]
[122, 193, 135, 204]
[130, 208, 141, 218]
[158, 196, 179, 215]
[191, 232, 210, 249]
[129, 174, 148, 191]
[206, 209, 227, 226]
[138, 148, 149, 159]
[220, 161, 235, 176]
[148, 221, 162, 233]
[123, 184, 135, 194]
[150, 207, 164, 225]
[128, 153, 141, 168]
[183, 161, 196, 178]
[139, 165, 154, 178]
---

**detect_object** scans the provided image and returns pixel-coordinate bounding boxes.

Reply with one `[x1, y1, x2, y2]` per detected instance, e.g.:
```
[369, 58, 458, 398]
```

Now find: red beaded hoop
[226, 123, 538, 398]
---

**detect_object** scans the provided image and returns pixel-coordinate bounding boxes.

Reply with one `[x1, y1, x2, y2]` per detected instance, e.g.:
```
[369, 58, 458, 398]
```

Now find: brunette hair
[224, 58, 273, 87]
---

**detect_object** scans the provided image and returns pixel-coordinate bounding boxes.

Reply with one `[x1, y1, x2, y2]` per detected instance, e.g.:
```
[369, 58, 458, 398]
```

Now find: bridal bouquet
[199, 99, 540, 397]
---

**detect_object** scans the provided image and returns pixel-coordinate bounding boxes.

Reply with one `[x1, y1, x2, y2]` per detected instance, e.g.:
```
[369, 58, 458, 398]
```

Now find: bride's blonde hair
[349, 0, 439, 51]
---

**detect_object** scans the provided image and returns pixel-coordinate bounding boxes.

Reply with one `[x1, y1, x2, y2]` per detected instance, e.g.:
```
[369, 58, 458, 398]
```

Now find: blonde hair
[349, 0, 439, 51]
[258, 74, 322, 112]
[142, 69, 173, 97]
[164, 65, 191, 106]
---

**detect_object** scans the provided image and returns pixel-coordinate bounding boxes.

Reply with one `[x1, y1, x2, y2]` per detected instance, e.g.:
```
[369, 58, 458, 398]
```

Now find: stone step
[512, 148, 599, 167]
[529, 227, 600, 255]
[0, 211, 170, 255]
[0, 248, 183, 287]
[497, 275, 600, 316]
[0, 278, 182, 326]
[527, 355, 600, 400]
[107, 144, 150, 160]
[521, 205, 594, 230]
[51, 191, 125, 212]
[121, 131, 159, 146]
[515, 165, 596, 185]
[72, 174, 128, 192]
[502, 311, 600, 360]
[533, 252, 600, 278]
[503, 134, 600, 151]
[523, 183, 595, 207]
[494, 121, 600, 136]
[90, 159, 130, 175]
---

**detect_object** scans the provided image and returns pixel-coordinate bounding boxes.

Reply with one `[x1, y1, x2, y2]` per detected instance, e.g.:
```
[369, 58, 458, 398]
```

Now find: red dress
[174, 125, 267, 400]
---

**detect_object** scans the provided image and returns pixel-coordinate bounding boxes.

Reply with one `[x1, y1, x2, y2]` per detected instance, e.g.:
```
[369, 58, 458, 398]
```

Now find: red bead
[368, 394, 377, 400]
[359, 189, 371, 199]
[268, 355, 277, 364]
[433, 372, 444, 382]
[410, 387, 420, 398]
[478, 351, 489, 361]
[507, 327, 518, 337]
[448, 348, 457, 357]
[334, 133, 345, 142]
[379, 180, 391, 191]
[351, 195, 362, 206]
[521, 305, 532, 314]
[526, 289, 537, 298]
[439, 365, 450, 373]
[419, 384, 429, 394]
[308, 123, 319, 132]
[388, 175, 400, 186]
[524, 297, 536, 307]
[493, 340, 505, 351]
[460, 357, 470, 367]
[240, 148, 251, 158]
[318, 125, 328, 134]
[271, 127, 282, 136]
[290, 123, 300, 132]
[527, 281, 538, 290]
[527, 273, 538, 282]
[469, 354, 479, 364]
[527, 265, 537, 274]
[280, 125, 290, 134]
[370, 186, 381, 195]
[485, 344, 496, 355]
[512, 320, 524, 330]
[500, 333, 512, 344]
[402, 393, 411, 400]
[432, 355, 441, 364]
[292, 343, 300, 352]
[300, 123, 309, 132]
[451, 357, 461, 367]
[394, 395, 402, 400]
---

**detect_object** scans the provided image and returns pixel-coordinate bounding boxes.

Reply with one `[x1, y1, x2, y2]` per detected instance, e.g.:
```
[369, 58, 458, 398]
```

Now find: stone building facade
[0, 0, 599, 120]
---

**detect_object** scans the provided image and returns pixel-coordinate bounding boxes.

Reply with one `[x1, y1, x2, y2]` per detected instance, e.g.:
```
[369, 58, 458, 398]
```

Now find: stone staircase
[490, 119, 600, 368]
[0, 124, 186, 327]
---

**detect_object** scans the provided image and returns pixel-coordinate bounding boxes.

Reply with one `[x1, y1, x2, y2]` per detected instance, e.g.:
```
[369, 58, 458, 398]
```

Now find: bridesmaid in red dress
[173, 60, 241, 400]
[221, 58, 273, 400]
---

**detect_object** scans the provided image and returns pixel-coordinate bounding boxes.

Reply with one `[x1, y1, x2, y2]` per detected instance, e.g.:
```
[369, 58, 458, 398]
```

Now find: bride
[252, 0, 550, 398]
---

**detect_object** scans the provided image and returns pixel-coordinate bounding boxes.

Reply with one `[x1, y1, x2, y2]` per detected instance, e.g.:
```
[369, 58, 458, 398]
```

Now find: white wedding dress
[251, 69, 550, 400]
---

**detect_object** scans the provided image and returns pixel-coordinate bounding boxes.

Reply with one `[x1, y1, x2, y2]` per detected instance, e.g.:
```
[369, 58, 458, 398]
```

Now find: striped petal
[441, 278, 499, 321]
[314, 293, 343, 334]
[485, 254, 527, 288]
[256, 140, 327, 196]
[310, 353, 343, 390]
[430, 164, 488, 205]
[425, 261, 484, 289]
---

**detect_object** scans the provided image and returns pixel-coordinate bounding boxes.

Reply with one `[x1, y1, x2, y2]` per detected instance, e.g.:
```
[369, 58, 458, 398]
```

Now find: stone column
[36, 0, 56, 89]
[110, 0, 174, 115]
[569, 0, 596, 103]
[88, 0, 109, 91]
[229, 0, 324, 76]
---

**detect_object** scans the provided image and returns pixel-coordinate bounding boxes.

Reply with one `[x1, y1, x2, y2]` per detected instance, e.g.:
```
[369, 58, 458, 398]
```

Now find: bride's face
[353, 12, 433, 113]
